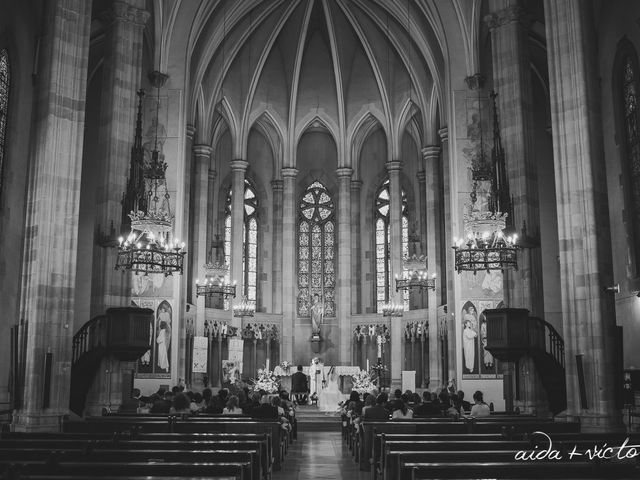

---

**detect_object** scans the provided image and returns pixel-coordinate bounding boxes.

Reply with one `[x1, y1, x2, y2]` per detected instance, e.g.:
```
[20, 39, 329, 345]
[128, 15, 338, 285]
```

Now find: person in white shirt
[470, 390, 491, 417]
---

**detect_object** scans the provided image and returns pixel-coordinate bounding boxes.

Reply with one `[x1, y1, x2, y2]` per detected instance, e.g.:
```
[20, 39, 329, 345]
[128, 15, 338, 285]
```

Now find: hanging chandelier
[381, 301, 404, 317]
[233, 295, 255, 318]
[195, 234, 237, 298]
[453, 90, 518, 273]
[395, 254, 436, 292]
[116, 73, 186, 276]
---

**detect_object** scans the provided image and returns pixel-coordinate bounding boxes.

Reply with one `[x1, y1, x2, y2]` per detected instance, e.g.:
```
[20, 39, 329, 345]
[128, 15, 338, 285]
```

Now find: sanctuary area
[1, 0, 640, 478]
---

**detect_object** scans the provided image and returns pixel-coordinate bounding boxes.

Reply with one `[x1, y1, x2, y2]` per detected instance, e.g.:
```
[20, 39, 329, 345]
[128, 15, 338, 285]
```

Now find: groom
[291, 365, 309, 404]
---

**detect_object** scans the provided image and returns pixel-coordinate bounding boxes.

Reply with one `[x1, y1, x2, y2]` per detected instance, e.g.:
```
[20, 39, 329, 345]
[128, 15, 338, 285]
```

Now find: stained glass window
[298, 181, 335, 317]
[0, 49, 9, 197]
[622, 51, 640, 274]
[223, 179, 259, 309]
[375, 179, 409, 312]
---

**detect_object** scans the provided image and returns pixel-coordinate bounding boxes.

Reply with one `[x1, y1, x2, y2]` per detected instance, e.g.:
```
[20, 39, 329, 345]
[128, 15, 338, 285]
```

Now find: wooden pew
[402, 460, 639, 479]
[1, 461, 251, 480]
[64, 417, 283, 470]
[0, 449, 260, 480]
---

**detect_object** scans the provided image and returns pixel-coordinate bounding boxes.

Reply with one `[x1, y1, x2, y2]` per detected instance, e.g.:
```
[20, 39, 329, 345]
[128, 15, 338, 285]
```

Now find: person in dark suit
[119, 388, 141, 413]
[251, 395, 279, 419]
[414, 390, 443, 417]
[363, 393, 389, 421]
[291, 365, 309, 404]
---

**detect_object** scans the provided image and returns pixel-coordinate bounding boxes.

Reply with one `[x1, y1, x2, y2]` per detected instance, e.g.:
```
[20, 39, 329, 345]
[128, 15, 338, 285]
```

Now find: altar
[272, 365, 361, 393]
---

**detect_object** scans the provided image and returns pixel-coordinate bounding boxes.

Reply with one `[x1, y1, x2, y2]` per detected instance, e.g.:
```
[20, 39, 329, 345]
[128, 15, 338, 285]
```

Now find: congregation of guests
[119, 384, 297, 433]
[341, 387, 491, 430]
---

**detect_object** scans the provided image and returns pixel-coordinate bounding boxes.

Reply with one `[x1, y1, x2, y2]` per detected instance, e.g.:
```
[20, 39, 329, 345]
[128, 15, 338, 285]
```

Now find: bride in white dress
[317, 368, 346, 412]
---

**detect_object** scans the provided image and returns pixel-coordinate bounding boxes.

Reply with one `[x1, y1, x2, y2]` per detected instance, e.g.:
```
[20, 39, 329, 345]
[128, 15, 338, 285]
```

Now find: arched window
[618, 42, 640, 274]
[375, 179, 409, 312]
[297, 181, 335, 317]
[0, 49, 9, 195]
[223, 179, 259, 309]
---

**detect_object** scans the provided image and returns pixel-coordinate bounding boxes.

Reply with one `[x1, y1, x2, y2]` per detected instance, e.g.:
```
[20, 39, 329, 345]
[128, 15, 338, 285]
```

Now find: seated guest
[251, 394, 280, 419]
[347, 390, 363, 413]
[150, 390, 171, 414]
[202, 388, 212, 406]
[360, 394, 375, 417]
[190, 392, 204, 413]
[414, 391, 442, 417]
[454, 390, 471, 413]
[291, 365, 309, 404]
[363, 393, 389, 421]
[439, 390, 460, 418]
[223, 395, 243, 415]
[170, 393, 191, 414]
[391, 399, 413, 419]
[393, 389, 403, 400]
[470, 390, 491, 417]
[119, 388, 141, 413]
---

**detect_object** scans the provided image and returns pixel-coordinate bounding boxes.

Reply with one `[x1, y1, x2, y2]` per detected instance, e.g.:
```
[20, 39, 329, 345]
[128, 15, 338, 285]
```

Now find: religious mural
[133, 298, 173, 379]
[461, 299, 502, 379]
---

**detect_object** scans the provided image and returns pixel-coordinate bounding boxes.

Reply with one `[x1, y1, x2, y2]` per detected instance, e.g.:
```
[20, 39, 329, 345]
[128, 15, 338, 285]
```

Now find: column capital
[438, 127, 448, 143]
[186, 124, 197, 140]
[281, 167, 299, 178]
[336, 167, 353, 179]
[421, 145, 441, 160]
[192, 144, 213, 157]
[350, 179, 363, 191]
[230, 159, 249, 172]
[271, 179, 284, 191]
[111, 2, 150, 26]
[464, 73, 485, 90]
[385, 160, 402, 172]
[208, 168, 217, 181]
[417, 170, 427, 183]
[484, 5, 531, 30]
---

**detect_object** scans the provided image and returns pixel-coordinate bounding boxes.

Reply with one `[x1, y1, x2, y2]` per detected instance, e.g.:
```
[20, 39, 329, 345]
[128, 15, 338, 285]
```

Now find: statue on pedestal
[310, 293, 324, 340]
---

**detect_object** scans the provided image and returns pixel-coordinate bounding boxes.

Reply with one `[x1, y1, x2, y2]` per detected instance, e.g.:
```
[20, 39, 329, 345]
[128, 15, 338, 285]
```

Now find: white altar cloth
[273, 365, 361, 377]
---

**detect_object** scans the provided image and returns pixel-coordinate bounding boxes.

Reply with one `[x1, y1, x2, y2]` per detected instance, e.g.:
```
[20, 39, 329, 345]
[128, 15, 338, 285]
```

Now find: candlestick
[377, 343, 382, 358]
[366, 359, 370, 371]
[266, 358, 270, 372]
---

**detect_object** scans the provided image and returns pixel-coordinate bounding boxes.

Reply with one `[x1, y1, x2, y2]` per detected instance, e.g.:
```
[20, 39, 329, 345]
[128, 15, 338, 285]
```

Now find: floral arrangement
[251, 368, 280, 394]
[311, 357, 320, 365]
[351, 370, 376, 394]
[280, 360, 291, 370]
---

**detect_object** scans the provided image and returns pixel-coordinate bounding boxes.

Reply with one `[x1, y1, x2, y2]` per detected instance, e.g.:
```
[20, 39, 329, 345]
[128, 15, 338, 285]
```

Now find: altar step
[295, 405, 341, 432]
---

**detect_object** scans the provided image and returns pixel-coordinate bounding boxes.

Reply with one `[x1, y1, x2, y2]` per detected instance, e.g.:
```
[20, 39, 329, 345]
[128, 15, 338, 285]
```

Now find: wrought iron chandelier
[381, 301, 404, 317]
[453, 90, 518, 273]
[233, 295, 256, 318]
[195, 234, 237, 298]
[116, 74, 186, 276]
[395, 255, 436, 292]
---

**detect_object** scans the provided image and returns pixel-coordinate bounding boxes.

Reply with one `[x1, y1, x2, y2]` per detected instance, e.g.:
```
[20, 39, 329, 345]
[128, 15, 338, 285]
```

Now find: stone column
[281, 168, 298, 362]
[13, 0, 91, 431]
[486, 0, 546, 416]
[387, 160, 403, 387]
[351, 180, 363, 315]
[423, 146, 442, 390]
[229, 159, 248, 327]
[193, 145, 213, 332]
[439, 126, 456, 381]
[271, 179, 284, 314]
[336, 168, 353, 363]
[417, 170, 428, 309]
[91, 0, 148, 317]
[544, 0, 620, 429]
[185, 125, 197, 302]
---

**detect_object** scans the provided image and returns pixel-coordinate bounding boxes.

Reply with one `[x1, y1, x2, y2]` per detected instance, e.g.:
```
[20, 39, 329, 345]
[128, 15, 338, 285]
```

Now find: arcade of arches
[0, 0, 639, 433]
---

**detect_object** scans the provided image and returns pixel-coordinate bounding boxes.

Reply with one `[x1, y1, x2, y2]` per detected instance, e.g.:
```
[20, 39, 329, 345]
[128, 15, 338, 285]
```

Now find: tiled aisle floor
[276, 431, 369, 480]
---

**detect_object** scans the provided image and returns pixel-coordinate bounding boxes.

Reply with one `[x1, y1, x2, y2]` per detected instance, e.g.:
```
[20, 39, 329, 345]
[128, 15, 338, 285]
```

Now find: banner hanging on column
[192, 336, 208, 373]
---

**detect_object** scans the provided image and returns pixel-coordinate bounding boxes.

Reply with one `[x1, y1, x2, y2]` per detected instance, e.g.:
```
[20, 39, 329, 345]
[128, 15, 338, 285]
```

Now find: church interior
[2, 0, 640, 478]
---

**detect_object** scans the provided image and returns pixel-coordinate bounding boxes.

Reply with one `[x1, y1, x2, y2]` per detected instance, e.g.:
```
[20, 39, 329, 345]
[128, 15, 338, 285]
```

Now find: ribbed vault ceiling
[183, 0, 446, 162]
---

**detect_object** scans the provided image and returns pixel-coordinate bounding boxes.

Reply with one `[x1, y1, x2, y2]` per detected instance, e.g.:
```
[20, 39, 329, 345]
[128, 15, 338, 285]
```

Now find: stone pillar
[439, 126, 456, 381]
[193, 145, 213, 332]
[417, 169, 428, 304]
[336, 168, 353, 363]
[387, 160, 403, 387]
[423, 146, 442, 390]
[91, 0, 148, 317]
[271, 179, 284, 314]
[184, 125, 196, 302]
[281, 168, 298, 362]
[544, 0, 620, 429]
[486, 0, 542, 315]
[350, 180, 363, 314]
[229, 159, 248, 327]
[13, 0, 91, 431]
[486, 0, 545, 414]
